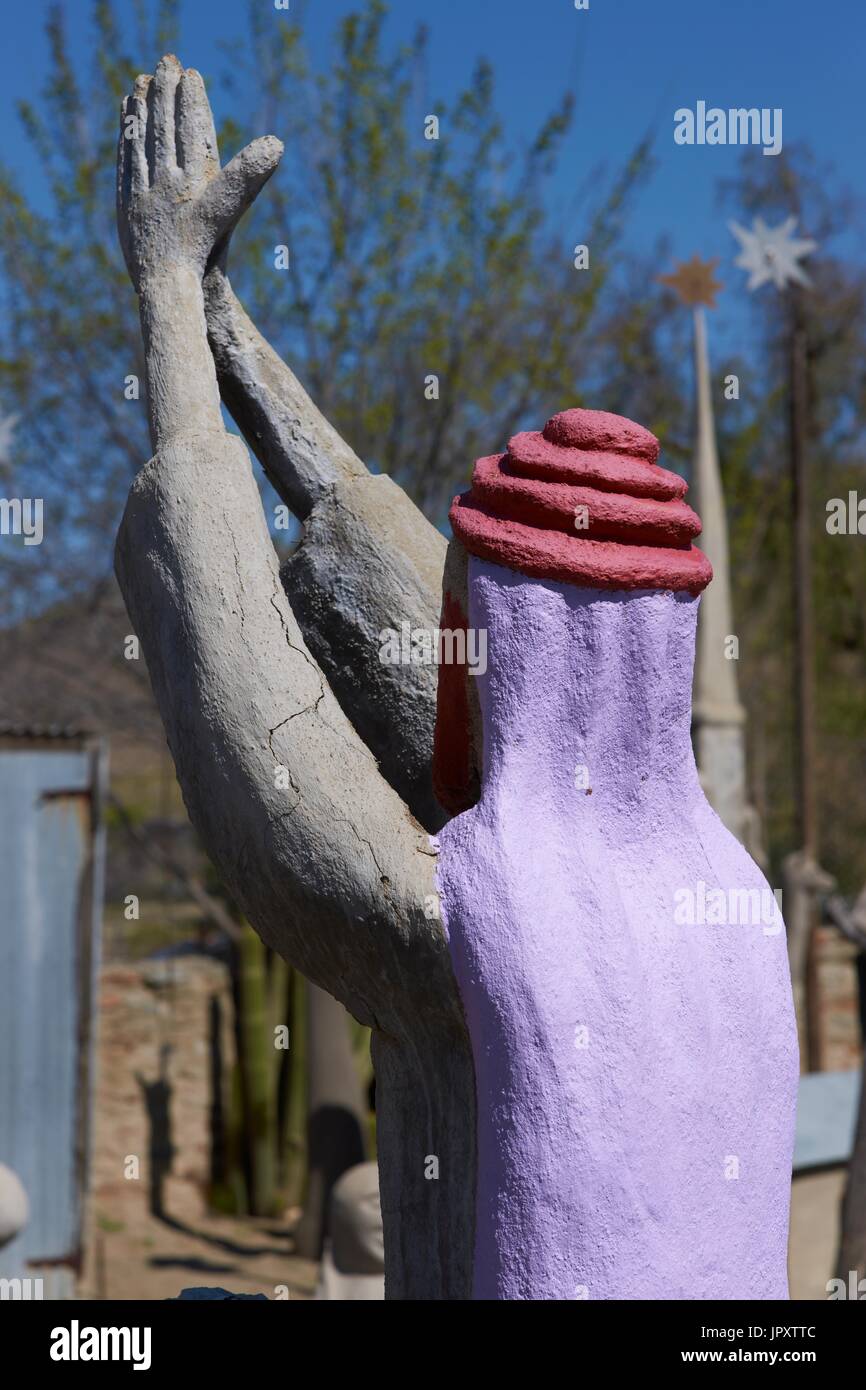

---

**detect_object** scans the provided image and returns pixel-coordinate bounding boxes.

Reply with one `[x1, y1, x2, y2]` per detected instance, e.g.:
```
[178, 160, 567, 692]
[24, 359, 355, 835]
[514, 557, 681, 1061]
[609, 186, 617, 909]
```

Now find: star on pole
[659, 255, 723, 308]
[728, 216, 817, 292]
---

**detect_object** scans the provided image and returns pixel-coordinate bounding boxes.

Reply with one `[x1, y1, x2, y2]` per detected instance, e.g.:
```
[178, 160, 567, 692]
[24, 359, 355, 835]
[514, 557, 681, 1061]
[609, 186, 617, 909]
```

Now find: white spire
[688, 306, 757, 850]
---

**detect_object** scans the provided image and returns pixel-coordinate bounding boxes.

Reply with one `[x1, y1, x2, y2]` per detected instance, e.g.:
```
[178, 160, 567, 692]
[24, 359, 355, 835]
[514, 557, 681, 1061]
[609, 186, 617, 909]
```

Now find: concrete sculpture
[114, 56, 798, 1299]
[433, 410, 800, 1299]
[115, 55, 474, 1301]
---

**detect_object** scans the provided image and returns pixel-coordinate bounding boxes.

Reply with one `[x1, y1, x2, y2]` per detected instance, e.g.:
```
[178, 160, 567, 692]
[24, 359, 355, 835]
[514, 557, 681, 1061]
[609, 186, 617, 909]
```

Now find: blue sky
[1, 0, 864, 355]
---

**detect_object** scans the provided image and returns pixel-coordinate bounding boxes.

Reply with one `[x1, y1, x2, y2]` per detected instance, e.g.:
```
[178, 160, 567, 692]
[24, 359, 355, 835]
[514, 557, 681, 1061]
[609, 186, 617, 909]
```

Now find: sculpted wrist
[138, 264, 223, 454]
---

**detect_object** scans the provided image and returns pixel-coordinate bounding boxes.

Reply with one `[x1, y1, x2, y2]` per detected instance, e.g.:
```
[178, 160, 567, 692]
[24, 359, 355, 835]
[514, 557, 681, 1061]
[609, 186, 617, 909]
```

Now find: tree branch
[108, 791, 243, 944]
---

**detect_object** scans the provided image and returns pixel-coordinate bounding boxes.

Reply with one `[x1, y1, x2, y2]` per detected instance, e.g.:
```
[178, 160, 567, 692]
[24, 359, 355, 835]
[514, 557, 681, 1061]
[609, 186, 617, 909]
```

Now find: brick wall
[89, 956, 236, 1229]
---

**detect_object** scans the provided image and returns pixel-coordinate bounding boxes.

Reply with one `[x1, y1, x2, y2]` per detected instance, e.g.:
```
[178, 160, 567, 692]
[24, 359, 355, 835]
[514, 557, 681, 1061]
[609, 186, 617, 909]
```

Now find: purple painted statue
[432, 408, 799, 1300]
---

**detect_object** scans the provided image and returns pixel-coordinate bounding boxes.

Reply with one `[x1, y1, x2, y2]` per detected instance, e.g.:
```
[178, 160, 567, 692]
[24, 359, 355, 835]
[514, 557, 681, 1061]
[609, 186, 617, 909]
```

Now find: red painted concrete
[449, 409, 712, 594]
[432, 591, 478, 815]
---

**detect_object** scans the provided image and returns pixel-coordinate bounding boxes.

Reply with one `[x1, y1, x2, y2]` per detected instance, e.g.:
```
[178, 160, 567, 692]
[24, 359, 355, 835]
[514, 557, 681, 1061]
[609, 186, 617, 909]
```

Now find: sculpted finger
[200, 135, 284, 242]
[148, 54, 181, 177]
[117, 91, 148, 284]
[126, 93, 149, 192]
[117, 97, 130, 207]
[177, 68, 219, 181]
[118, 84, 148, 203]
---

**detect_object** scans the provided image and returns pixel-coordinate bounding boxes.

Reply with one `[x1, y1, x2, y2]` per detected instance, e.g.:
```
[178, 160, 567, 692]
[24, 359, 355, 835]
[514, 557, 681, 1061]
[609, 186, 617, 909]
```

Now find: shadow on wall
[209, 994, 227, 1192]
[135, 1043, 175, 1219]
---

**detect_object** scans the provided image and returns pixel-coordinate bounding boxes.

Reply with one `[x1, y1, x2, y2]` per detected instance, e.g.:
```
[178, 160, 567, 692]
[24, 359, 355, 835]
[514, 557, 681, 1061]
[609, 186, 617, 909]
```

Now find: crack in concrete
[265, 580, 329, 761]
[266, 691, 325, 759]
[226, 513, 246, 639]
[335, 816, 393, 897]
[267, 798, 302, 830]
[269, 586, 326, 688]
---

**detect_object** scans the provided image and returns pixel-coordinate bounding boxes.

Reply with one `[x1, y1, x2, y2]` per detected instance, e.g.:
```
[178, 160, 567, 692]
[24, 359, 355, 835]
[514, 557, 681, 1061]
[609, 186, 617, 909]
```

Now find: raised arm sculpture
[115, 56, 472, 1301]
[115, 58, 799, 1302]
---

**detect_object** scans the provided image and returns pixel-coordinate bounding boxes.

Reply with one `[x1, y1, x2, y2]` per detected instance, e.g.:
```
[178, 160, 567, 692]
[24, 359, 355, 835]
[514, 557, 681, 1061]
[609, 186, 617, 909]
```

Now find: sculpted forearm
[204, 266, 449, 828]
[139, 266, 223, 452]
[115, 431, 449, 1029]
[204, 266, 366, 517]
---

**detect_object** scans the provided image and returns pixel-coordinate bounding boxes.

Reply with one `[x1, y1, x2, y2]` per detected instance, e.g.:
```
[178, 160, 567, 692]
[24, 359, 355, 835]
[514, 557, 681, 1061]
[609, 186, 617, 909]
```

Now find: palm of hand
[116, 54, 282, 293]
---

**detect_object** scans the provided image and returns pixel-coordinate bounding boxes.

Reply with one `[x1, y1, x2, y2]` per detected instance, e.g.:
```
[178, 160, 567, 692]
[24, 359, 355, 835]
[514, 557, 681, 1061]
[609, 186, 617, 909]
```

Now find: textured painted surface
[450, 409, 712, 594]
[469, 452, 702, 546]
[434, 562, 799, 1300]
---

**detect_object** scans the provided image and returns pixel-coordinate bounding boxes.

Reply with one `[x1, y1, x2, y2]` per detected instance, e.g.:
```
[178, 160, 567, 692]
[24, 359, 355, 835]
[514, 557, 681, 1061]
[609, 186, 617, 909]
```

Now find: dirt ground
[76, 1168, 847, 1302]
[789, 1169, 848, 1302]
[80, 1203, 319, 1302]
[77, 929, 859, 1302]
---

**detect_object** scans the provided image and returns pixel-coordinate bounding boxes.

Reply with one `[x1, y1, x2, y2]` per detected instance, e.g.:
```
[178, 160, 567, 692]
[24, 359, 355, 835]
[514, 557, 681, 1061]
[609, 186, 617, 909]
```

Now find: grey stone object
[316, 1161, 386, 1300]
[114, 56, 474, 1300]
[0, 1163, 29, 1248]
[204, 266, 447, 832]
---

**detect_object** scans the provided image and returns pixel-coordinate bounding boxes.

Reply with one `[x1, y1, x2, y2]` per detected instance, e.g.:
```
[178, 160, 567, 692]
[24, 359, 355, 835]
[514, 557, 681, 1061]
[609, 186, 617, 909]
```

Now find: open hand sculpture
[114, 59, 798, 1300]
[117, 57, 282, 447]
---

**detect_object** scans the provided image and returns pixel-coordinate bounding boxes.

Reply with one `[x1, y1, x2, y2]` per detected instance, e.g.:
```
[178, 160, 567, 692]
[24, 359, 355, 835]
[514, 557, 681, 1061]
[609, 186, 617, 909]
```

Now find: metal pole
[790, 288, 817, 860]
[790, 286, 821, 1070]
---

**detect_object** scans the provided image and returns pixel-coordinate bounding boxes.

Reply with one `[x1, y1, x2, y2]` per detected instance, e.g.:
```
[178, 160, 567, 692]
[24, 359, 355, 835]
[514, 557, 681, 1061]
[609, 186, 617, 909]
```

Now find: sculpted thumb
[201, 135, 284, 245]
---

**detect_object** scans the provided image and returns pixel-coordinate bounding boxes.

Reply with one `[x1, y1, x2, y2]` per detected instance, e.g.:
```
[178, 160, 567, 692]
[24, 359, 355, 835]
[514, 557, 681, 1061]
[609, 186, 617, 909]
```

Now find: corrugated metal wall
[0, 737, 106, 1298]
